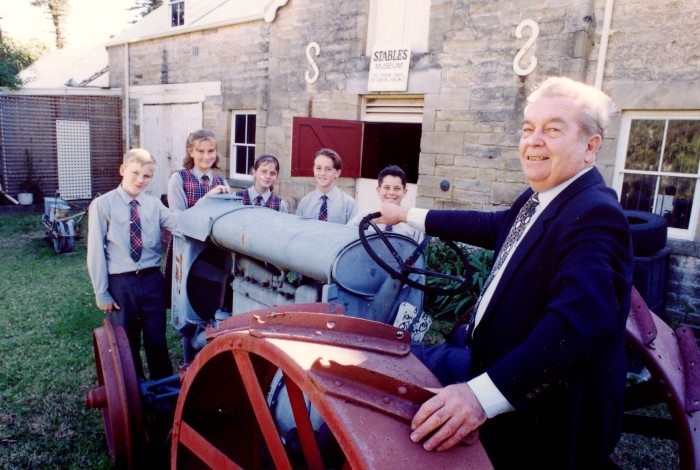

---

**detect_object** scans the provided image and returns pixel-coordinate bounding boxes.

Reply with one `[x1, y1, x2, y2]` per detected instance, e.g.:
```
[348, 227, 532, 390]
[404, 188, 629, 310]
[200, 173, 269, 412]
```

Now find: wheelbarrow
[42, 193, 87, 254]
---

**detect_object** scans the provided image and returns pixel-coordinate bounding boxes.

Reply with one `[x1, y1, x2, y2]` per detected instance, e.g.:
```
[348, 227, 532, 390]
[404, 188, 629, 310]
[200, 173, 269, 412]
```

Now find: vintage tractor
[85, 194, 699, 469]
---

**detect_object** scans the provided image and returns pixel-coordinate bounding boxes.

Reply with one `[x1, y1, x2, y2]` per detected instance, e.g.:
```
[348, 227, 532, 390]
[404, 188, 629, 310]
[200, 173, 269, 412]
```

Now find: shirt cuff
[468, 373, 515, 418]
[406, 207, 429, 232]
[96, 291, 115, 307]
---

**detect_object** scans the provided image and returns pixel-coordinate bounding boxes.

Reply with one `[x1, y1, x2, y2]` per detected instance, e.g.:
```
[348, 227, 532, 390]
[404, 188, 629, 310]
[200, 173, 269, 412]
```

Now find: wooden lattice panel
[56, 120, 92, 199]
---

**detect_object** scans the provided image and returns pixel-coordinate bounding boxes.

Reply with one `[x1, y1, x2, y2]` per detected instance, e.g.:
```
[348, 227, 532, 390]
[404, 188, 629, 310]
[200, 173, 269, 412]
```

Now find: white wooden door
[141, 103, 202, 198]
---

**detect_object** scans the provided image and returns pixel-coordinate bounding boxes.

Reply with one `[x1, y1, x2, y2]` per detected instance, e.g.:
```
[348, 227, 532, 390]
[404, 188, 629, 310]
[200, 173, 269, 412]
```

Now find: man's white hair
[525, 76, 616, 138]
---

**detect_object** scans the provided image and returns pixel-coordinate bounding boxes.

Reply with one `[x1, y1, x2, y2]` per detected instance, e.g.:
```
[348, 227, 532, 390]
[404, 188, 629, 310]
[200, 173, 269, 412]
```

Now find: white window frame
[170, 0, 185, 27]
[366, 0, 430, 55]
[612, 110, 700, 240]
[229, 111, 257, 178]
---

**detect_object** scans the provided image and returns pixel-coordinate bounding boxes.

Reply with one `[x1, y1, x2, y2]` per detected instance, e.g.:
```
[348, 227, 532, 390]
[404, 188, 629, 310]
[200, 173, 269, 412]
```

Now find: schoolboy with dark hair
[295, 148, 356, 223]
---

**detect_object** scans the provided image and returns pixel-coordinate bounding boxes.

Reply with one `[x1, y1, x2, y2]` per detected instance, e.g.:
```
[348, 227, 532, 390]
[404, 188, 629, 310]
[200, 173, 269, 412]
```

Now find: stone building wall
[108, 22, 269, 153]
[420, 1, 600, 211]
[263, 0, 370, 206]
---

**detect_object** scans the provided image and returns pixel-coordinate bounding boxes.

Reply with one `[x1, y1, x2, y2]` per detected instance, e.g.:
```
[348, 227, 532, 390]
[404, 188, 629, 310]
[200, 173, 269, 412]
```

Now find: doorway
[356, 122, 421, 214]
[140, 103, 203, 198]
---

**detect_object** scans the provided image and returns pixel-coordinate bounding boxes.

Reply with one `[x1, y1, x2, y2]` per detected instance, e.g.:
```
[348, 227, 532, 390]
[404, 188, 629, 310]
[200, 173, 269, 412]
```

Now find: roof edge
[104, 13, 266, 47]
[0, 87, 123, 97]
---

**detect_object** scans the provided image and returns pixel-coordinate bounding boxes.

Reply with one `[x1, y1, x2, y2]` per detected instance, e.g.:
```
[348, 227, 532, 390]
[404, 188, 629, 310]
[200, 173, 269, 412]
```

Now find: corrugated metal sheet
[0, 94, 123, 201]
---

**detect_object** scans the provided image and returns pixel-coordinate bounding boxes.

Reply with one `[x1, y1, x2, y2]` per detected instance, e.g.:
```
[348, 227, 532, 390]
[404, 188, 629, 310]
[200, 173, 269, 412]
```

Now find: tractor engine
[170, 194, 428, 353]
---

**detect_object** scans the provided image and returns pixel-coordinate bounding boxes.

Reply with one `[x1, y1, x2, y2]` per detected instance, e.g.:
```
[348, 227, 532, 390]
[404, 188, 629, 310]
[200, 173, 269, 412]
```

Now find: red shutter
[291, 117, 363, 177]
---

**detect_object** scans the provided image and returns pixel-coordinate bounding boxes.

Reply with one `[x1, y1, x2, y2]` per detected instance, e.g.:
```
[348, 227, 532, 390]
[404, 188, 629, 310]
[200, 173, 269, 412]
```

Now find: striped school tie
[318, 195, 328, 221]
[129, 199, 142, 262]
[465, 192, 539, 346]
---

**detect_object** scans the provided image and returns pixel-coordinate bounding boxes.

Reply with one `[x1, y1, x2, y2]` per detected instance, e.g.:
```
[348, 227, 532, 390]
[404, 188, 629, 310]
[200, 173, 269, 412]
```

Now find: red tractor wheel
[84, 319, 144, 468]
[170, 306, 493, 469]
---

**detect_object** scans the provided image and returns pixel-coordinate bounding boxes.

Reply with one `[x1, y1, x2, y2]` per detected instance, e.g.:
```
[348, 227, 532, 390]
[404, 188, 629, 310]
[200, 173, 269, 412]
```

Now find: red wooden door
[291, 117, 363, 177]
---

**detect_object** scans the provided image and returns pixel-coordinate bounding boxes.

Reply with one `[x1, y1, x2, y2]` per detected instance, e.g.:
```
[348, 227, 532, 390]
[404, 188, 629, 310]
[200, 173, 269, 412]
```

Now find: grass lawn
[0, 210, 181, 469]
[0, 210, 681, 468]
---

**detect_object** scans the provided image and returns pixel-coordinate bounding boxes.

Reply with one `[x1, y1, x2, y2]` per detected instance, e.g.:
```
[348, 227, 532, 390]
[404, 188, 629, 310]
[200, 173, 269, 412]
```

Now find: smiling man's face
[519, 95, 601, 192]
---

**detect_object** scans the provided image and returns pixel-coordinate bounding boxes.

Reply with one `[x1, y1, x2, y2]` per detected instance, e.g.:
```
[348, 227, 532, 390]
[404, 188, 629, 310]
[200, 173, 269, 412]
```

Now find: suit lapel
[478, 168, 605, 324]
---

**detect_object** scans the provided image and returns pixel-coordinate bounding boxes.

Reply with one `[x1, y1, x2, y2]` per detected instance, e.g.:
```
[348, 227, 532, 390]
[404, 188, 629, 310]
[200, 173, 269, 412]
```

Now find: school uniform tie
[384, 224, 393, 232]
[254, 195, 263, 206]
[129, 199, 142, 262]
[201, 174, 210, 192]
[318, 195, 328, 221]
[465, 192, 539, 345]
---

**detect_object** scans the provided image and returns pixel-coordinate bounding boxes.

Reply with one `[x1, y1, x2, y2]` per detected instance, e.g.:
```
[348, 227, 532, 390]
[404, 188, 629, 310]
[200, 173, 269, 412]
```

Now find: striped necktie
[254, 195, 263, 206]
[465, 192, 539, 346]
[129, 199, 142, 262]
[201, 174, 210, 192]
[318, 195, 328, 221]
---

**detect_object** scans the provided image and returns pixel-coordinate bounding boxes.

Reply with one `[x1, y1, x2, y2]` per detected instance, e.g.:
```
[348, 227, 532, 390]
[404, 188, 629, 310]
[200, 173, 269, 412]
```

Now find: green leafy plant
[422, 239, 493, 323]
[0, 36, 37, 89]
[19, 149, 42, 202]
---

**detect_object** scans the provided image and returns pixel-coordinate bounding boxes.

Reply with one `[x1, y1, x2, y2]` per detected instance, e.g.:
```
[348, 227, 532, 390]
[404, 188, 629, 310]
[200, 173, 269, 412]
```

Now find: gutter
[594, 0, 614, 89]
[124, 43, 130, 148]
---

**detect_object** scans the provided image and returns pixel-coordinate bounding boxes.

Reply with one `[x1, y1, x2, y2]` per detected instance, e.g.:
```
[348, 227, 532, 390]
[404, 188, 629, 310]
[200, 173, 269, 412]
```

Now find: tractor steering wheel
[358, 212, 471, 295]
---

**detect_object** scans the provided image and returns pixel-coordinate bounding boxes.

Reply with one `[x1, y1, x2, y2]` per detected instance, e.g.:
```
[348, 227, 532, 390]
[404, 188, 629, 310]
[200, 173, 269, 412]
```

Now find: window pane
[246, 147, 255, 172]
[235, 146, 247, 173]
[246, 115, 256, 144]
[171, 6, 178, 27]
[621, 174, 656, 212]
[234, 115, 246, 143]
[231, 113, 256, 175]
[170, 1, 184, 27]
[626, 120, 664, 171]
[656, 176, 695, 229]
[664, 120, 700, 174]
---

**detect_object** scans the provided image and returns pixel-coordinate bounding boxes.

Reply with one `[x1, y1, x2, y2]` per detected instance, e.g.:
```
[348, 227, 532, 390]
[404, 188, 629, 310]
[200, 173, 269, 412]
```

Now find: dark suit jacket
[425, 168, 633, 469]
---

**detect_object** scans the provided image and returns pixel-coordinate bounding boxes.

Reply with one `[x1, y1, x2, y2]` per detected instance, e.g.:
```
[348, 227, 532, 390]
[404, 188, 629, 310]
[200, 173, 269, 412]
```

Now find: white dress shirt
[87, 185, 177, 306]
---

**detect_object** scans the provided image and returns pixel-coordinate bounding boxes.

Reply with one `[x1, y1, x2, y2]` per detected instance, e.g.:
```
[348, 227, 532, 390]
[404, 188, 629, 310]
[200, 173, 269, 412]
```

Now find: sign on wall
[367, 44, 411, 92]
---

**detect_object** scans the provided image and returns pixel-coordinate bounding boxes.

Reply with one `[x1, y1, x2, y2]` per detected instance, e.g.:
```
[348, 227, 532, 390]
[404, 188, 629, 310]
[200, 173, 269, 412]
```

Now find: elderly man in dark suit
[375, 77, 633, 468]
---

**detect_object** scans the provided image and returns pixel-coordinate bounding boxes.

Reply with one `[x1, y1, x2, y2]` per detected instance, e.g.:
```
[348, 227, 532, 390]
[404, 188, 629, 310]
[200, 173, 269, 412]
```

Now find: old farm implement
[85, 196, 699, 468]
[42, 194, 86, 254]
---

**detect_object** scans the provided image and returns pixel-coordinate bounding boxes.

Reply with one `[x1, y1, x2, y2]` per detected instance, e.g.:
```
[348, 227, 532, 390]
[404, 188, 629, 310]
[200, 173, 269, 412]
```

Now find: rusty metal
[207, 302, 345, 341]
[171, 306, 493, 469]
[675, 325, 700, 413]
[84, 319, 144, 469]
[85, 291, 700, 468]
[628, 287, 659, 347]
[309, 360, 436, 423]
[248, 311, 412, 356]
[624, 287, 700, 469]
